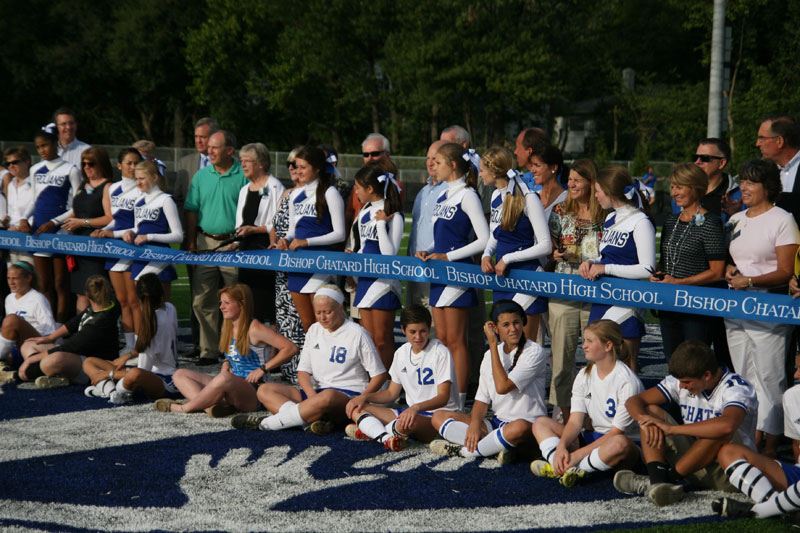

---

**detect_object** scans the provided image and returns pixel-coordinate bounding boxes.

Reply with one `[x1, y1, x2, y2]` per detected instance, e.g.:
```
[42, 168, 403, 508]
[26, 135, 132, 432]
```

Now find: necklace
[664, 216, 693, 276]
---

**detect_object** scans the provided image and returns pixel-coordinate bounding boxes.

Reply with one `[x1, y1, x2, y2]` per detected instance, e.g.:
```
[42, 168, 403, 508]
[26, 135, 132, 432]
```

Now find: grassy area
[601, 517, 796, 532]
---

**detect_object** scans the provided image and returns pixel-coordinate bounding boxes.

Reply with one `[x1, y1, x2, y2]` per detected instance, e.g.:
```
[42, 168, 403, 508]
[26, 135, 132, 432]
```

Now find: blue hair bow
[461, 148, 481, 176]
[42, 123, 56, 135]
[623, 180, 645, 209]
[506, 168, 522, 193]
[376, 172, 401, 197]
[325, 154, 341, 178]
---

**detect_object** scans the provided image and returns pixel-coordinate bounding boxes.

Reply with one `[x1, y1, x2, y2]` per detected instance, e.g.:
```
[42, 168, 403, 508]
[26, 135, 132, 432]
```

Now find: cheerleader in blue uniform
[120, 161, 183, 300]
[579, 166, 655, 372]
[416, 142, 489, 407]
[92, 148, 143, 352]
[276, 145, 345, 332]
[30, 125, 81, 323]
[480, 146, 551, 341]
[352, 163, 404, 368]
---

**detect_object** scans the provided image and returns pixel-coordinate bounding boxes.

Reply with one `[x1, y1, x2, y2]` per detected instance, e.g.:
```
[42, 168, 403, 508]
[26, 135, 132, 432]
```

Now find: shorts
[779, 460, 800, 487]
[392, 407, 433, 417]
[300, 386, 360, 400]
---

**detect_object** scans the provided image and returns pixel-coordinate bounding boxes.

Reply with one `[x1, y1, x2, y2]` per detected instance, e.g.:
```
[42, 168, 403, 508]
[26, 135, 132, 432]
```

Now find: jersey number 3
[416, 368, 434, 385]
[605, 398, 616, 418]
[329, 346, 347, 364]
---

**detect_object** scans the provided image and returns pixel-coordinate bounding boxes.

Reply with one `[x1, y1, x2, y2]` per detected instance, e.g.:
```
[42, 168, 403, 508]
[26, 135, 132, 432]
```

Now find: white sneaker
[109, 390, 134, 405]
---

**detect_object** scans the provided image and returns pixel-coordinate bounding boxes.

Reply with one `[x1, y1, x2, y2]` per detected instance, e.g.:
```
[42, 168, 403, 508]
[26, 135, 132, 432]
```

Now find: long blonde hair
[583, 319, 630, 374]
[564, 159, 606, 223]
[483, 146, 525, 232]
[218, 284, 254, 356]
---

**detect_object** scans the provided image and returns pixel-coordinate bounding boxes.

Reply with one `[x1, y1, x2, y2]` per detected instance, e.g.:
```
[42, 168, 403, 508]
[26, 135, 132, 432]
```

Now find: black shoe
[712, 497, 754, 517]
[196, 357, 219, 366]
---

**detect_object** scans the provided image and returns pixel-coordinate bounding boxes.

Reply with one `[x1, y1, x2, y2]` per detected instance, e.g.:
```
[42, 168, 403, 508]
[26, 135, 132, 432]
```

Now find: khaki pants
[192, 234, 238, 359]
[548, 298, 591, 407]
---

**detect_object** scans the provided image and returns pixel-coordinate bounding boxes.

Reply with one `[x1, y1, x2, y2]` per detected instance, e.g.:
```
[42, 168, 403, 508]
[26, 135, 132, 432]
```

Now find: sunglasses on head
[286, 161, 297, 169]
[362, 150, 385, 158]
[5, 159, 22, 166]
[81, 161, 96, 168]
[693, 154, 723, 163]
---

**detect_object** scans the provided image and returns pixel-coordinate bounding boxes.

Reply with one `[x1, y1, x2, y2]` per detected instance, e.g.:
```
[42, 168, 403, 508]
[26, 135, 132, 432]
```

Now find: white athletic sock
[116, 379, 132, 393]
[752, 481, 800, 518]
[458, 392, 467, 411]
[577, 448, 611, 473]
[124, 333, 135, 351]
[260, 401, 305, 430]
[462, 427, 513, 458]
[385, 418, 409, 438]
[439, 417, 468, 445]
[726, 459, 776, 503]
[0, 334, 16, 359]
[538, 436, 560, 465]
[97, 378, 116, 397]
[356, 413, 387, 440]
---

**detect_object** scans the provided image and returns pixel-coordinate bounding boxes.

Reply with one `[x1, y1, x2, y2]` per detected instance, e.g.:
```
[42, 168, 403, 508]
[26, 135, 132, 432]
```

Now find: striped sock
[726, 459, 776, 503]
[752, 481, 800, 518]
[538, 437, 560, 465]
[577, 448, 611, 473]
[439, 418, 468, 445]
[385, 419, 409, 438]
[462, 427, 513, 458]
[356, 413, 387, 440]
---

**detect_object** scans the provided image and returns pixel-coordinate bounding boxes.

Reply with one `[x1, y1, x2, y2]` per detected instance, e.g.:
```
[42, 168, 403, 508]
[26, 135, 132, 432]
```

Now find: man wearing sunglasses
[756, 115, 800, 226]
[347, 133, 406, 228]
[692, 138, 742, 220]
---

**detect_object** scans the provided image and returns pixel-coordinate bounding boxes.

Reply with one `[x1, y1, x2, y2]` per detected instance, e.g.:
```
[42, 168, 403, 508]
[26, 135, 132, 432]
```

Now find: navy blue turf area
[0, 325, 737, 531]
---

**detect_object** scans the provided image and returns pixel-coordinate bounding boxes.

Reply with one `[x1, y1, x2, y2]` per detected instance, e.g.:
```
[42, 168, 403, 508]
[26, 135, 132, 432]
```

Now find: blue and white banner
[2, 231, 799, 324]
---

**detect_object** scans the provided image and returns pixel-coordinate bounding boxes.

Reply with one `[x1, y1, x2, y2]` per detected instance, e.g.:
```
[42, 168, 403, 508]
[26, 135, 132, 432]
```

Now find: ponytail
[135, 274, 163, 353]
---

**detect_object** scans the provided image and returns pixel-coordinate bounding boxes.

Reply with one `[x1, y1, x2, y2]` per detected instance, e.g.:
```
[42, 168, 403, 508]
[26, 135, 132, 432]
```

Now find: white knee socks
[260, 401, 305, 430]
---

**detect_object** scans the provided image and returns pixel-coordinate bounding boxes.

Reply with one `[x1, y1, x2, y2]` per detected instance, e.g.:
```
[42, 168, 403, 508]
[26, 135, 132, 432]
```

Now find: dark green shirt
[184, 160, 247, 234]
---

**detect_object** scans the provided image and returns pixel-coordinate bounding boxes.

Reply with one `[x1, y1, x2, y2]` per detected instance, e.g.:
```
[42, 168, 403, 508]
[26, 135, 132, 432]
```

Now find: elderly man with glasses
[756, 115, 800, 226]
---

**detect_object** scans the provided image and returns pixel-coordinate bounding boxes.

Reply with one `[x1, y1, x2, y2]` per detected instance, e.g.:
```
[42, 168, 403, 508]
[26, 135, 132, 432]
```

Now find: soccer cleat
[309, 419, 335, 435]
[530, 460, 560, 478]
[34, 375, 69, 389]
[109, 390, 134, 405]
[712, 497, 754, 517]
[231, 414, 266, 430]
[345, 423, 371, 441]
[0, 370, 16, 385]
[496, 448, 516, 465]
[613, 470, 651, 495]
[560, 467, 586, 488]
[383, 435, 408, 452]
[429, 439, 463, 457]
[647, 483, 685, 506]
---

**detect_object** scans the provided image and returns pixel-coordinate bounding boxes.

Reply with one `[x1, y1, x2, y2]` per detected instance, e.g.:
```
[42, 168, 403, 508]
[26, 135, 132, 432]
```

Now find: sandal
[154, 398, 184, 413]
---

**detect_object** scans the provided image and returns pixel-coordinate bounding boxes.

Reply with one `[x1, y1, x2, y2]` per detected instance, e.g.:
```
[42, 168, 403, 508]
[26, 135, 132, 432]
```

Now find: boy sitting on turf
[344, 304, 459, 451]
[613, 339, 758, 506]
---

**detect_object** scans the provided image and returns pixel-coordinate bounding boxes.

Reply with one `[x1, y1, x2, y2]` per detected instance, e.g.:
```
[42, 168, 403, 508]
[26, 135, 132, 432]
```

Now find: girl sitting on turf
[230, 284, 387, 434]
[531, 319, 643, 486]
[82, 273, 179, 404]
[17, 275, 120, 389]
[0, 261, 57, 377]
[429, 300, 547, 463]
[155, 283, 298, 417]
[344, 304, 460, 451]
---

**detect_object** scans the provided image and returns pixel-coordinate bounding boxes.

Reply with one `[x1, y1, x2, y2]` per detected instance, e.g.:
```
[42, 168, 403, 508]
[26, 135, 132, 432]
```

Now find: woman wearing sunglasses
[47, 147, 113, 314]
[3, 147, 35, 266]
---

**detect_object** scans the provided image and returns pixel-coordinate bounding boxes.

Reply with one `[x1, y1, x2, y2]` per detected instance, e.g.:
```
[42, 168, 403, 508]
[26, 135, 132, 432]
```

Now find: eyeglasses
[693, 154, 723, 163]
[286, 161, 297, 169]
[362, 150, 385, 158]
[756, 135, 780, 142]
[5, 160, 22, 166]
[81, 161, 96, 168]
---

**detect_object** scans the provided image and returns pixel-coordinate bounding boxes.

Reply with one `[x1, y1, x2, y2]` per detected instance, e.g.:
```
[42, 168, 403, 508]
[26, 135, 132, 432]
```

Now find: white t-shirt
[475, 339, 548, 423]
[297, 319, 386, 392]
[7, 177, 35, 227]
[783, 384, 800, 441]
[5, 289, 56, 336]
[656, 369, 758, 450]
[137, 303, 178, 376]
[389, 338, 459, 411]
[571, 360, 644, 438]
[729, 206, 800, 277]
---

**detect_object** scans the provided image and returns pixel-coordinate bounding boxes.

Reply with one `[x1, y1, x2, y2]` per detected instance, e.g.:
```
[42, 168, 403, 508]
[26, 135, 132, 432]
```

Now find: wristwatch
[748, 277, 753, 288]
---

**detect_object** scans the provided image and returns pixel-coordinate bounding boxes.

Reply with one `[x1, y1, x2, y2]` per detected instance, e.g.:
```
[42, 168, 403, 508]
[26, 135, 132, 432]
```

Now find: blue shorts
[300, 387, 360, 400]
[391, 407, 433, 418]
[156, 373, 179, 396]
[779, 460, 800, 486]
[487, 416, 509, 431]
[580, 431, 604, 445]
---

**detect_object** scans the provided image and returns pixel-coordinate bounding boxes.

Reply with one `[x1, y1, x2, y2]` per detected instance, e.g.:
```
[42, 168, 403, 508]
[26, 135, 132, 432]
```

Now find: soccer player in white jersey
[429, 300, 547, 463]
[531, 320, 643, 487]
[711, 357, 800, 520]
[614, 340, 758, 506]
[231, 285, 387, 434]
[344, 304, 459, 451]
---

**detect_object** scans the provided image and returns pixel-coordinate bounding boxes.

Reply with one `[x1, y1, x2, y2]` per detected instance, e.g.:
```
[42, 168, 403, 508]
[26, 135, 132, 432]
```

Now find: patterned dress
[273, 190, 305, 383]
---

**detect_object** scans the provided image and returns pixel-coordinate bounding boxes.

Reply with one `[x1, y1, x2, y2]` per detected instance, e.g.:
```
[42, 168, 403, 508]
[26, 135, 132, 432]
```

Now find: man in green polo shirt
[184, 130, 248, 365]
